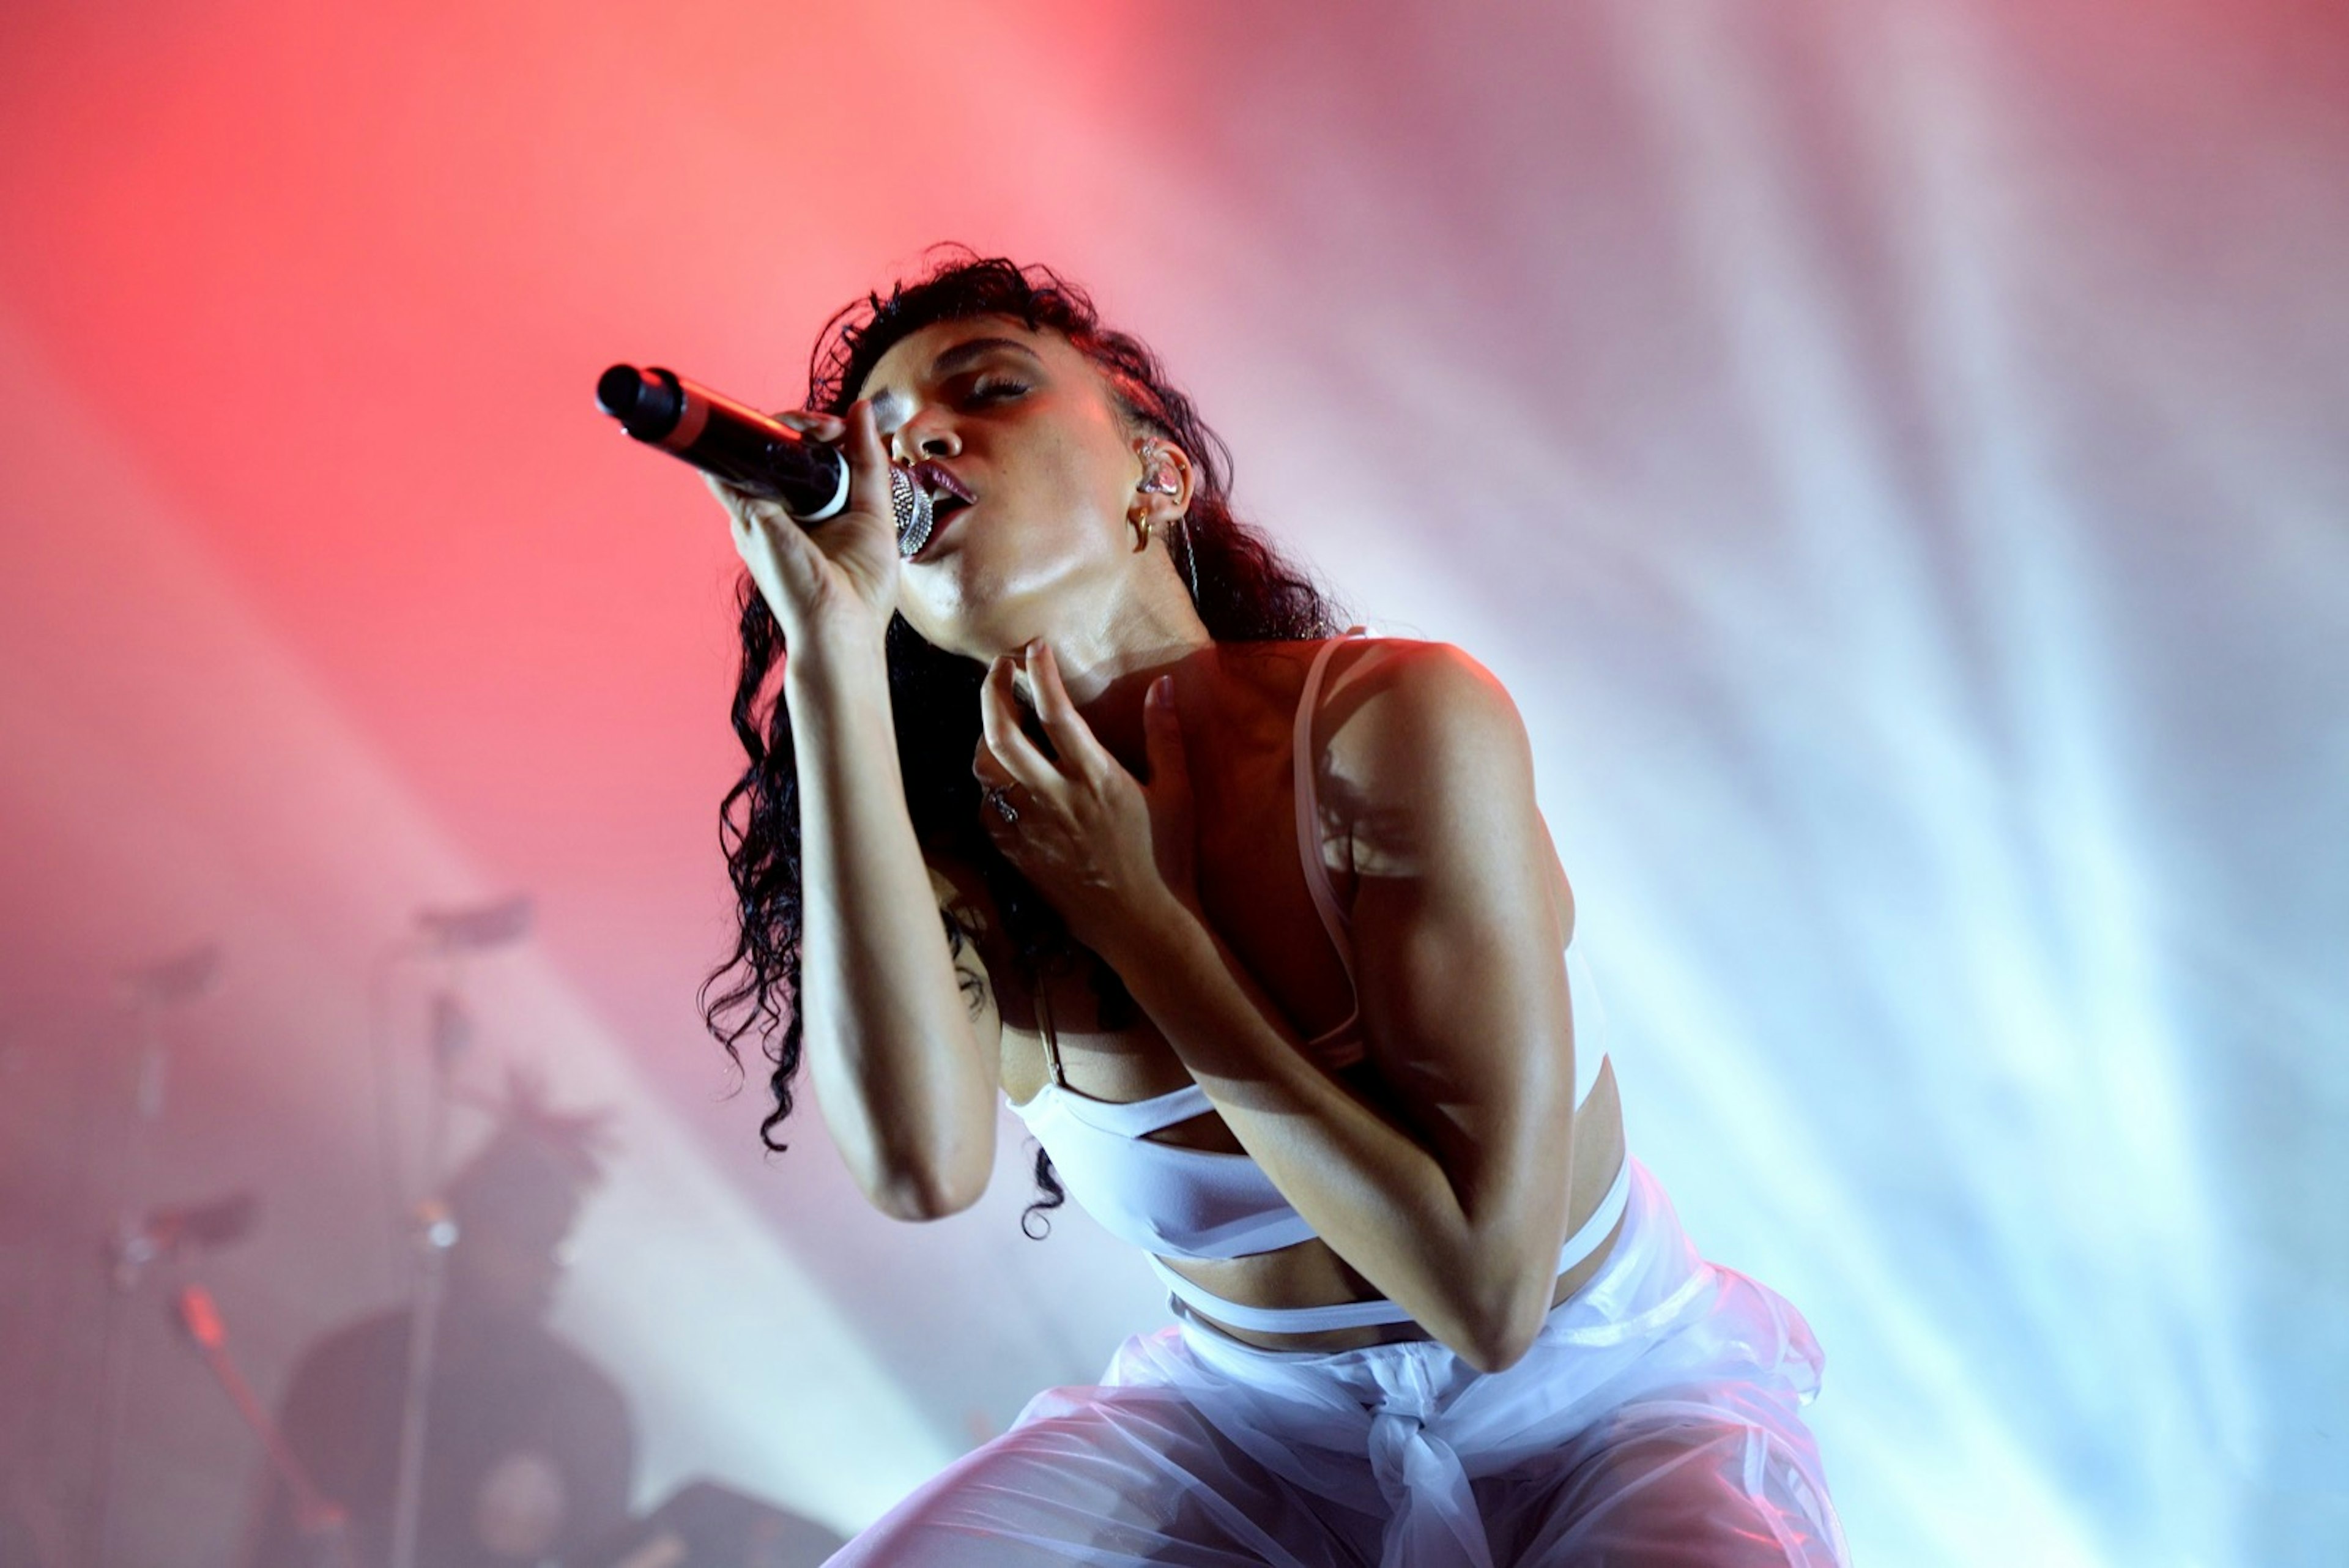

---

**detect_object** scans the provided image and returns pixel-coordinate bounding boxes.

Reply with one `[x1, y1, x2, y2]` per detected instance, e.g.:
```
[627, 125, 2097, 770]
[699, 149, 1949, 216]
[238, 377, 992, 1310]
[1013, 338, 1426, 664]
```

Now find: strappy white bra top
[1006, 631, 1627, 1334]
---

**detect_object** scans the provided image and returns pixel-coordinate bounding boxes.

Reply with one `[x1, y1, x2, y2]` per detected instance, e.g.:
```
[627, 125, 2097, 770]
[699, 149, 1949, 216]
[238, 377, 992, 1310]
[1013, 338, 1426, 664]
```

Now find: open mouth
[913, 460, 975, 524]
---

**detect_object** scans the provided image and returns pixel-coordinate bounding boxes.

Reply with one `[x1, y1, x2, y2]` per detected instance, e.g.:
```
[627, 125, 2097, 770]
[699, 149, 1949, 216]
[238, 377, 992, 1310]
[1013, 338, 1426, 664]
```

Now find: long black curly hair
[700, 250, 1344, 1230]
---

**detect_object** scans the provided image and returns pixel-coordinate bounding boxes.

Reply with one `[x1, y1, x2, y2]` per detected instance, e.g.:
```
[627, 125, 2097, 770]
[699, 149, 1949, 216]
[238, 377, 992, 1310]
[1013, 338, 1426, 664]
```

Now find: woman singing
[702, 253, 1847, 1566]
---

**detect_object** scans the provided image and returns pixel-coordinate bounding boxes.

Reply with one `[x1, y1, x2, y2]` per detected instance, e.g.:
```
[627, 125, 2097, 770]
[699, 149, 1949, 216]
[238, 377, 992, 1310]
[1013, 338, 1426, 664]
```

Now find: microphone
[415, 895, 533, 955]
[109, 1190, 261, 1290]
[119, 943, 223, 1009]
[596, 364, 935, 557]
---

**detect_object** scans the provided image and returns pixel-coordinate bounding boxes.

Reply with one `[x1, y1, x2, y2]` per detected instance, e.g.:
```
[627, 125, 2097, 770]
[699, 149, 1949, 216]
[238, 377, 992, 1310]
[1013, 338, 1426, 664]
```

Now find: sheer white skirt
[828, 1162, 1847, 1567]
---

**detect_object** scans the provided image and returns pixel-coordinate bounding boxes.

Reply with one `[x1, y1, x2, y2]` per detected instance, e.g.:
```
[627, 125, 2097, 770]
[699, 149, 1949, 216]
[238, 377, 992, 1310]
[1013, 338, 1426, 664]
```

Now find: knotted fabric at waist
[1088, 1160, 1824, 1568]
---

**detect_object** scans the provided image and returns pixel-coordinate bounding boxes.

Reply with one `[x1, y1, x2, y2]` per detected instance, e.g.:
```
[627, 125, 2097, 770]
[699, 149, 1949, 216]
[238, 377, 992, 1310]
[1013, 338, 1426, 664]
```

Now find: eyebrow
[928, 335, 1045, 379]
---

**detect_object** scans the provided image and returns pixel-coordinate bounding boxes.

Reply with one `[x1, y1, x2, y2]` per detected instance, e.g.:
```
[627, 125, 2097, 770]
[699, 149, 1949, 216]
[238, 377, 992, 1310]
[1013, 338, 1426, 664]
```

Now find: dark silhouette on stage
[246, 1088, 635, 1568]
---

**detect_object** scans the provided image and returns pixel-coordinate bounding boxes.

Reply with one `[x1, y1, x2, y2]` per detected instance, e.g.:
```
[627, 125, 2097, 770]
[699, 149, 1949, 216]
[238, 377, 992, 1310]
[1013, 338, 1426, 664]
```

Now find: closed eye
[957, 373, 1031, 407]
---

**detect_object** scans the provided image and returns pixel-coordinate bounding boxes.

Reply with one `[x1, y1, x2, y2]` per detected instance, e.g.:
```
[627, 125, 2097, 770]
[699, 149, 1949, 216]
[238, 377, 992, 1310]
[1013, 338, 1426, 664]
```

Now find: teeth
[918, 470, 971, 510]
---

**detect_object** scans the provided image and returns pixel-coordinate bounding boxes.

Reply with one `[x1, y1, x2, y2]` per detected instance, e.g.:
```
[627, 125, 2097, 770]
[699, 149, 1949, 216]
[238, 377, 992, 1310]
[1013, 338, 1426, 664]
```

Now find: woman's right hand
[706, 397, 903, 657]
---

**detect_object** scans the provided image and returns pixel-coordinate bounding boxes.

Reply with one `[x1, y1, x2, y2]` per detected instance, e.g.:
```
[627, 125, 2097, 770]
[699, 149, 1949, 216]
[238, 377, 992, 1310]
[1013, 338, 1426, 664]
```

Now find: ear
[1131, 439, 1197, 529]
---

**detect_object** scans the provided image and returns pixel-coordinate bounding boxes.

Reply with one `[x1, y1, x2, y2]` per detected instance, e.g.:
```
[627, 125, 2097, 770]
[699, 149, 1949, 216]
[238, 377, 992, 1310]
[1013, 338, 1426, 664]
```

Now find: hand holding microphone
[598, 365, 932, 650]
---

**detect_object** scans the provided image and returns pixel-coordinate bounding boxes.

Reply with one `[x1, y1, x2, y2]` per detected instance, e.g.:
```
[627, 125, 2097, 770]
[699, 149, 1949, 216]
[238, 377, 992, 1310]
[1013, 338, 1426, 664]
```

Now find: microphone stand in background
[385, 897, 530, 1568]
[385, 992, 467, 1568]
[85, 942, 222, 1568]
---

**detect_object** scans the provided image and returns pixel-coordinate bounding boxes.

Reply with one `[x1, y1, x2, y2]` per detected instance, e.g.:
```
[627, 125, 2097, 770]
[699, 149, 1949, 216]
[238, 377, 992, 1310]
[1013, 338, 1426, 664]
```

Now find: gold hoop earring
[1130, 512, 1153, 551]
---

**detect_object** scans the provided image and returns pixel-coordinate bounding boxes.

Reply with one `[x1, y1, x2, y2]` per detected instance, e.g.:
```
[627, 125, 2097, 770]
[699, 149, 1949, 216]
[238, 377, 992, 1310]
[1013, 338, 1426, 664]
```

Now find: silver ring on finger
[982, 784, 1020, 825]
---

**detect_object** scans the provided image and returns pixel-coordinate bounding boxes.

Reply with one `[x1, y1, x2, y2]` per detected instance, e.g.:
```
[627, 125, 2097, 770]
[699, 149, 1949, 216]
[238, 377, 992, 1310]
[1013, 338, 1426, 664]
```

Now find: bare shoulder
[1310, 640, 1575, 960]
[1315, 637, 1531, 770]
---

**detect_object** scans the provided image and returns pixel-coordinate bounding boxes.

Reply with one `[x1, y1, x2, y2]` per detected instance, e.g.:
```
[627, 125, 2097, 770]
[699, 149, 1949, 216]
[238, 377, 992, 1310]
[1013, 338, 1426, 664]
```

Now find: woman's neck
[1014, 592, 1212, 773]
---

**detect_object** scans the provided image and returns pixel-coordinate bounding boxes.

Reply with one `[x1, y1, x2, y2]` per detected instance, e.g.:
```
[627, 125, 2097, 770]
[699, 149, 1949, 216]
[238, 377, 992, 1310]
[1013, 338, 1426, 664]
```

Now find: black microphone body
[598, 363, 934, 555]
[596, 364, 850, 519]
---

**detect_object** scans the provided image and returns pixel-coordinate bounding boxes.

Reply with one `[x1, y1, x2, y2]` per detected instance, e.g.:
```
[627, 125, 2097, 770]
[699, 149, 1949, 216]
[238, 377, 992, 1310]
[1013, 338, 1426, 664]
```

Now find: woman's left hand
[974, 642, 1197, 962]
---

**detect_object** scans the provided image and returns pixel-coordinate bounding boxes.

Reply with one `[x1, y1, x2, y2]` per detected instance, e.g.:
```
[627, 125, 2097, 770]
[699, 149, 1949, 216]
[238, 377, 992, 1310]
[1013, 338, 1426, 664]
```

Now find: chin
[905, 549, 1079, 657]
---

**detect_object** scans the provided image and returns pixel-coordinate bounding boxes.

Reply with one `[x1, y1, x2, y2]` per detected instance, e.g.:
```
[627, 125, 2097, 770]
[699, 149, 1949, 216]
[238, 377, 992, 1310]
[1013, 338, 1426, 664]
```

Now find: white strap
[1154, 1159, 1634, 1335]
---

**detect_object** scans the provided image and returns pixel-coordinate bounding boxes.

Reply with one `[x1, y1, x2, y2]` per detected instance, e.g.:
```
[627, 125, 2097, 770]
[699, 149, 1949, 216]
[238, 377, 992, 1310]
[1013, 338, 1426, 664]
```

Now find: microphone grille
[890, 469, 935, 560]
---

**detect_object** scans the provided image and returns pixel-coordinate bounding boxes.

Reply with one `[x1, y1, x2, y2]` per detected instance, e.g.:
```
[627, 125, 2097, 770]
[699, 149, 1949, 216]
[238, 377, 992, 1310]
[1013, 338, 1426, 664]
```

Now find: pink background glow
[4, 2, 2344, 1562]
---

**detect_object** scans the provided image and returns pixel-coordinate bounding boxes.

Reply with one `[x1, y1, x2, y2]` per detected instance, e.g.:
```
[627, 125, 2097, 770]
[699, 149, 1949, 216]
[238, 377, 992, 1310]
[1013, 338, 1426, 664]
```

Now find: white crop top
[1006, 631, 1628, 1333]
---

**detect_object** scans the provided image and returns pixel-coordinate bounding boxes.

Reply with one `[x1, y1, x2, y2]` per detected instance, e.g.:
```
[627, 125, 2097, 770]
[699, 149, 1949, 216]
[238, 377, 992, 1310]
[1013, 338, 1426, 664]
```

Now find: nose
[889, 406, 962, 465]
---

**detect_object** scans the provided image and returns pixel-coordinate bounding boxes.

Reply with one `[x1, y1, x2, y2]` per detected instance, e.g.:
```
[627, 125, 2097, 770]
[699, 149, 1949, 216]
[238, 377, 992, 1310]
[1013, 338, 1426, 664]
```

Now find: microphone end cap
[596, 364, 684, 440]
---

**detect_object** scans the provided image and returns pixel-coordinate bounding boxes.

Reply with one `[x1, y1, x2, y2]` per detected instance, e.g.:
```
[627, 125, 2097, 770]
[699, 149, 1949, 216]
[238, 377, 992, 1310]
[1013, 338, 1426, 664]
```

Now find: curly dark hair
[700, 249, 1344, 1232]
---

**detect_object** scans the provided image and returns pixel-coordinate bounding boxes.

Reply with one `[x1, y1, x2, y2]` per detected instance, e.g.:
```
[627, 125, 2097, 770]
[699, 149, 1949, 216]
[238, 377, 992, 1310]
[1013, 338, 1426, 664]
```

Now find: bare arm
[984, 641, 1579, 1370]
[712, 401, 1000, 1220]
[786, 643, 1003, 1218]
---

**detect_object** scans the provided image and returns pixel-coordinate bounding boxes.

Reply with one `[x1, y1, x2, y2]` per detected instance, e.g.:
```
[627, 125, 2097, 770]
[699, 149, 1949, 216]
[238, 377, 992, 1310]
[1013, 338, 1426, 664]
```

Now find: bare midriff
[1149, 1063, 1625, 1353]
[1000, 1015, 1628, 1356]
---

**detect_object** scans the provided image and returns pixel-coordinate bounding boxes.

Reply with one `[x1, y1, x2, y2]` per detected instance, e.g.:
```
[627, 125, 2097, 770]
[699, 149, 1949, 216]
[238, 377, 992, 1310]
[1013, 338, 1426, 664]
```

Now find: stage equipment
[414, 894, 533, 954]
[87, 941, 223, 1568]
[385, 1192, 459, 1568]
[595, 365, 935, 558]
[173, 1285, 359, 1568]
[382, 904, 525, 1568]
[384, 992, 470, 1568]
[106, 1189, 259, 1291]
[118, 943, 223, 1008]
